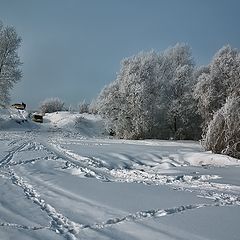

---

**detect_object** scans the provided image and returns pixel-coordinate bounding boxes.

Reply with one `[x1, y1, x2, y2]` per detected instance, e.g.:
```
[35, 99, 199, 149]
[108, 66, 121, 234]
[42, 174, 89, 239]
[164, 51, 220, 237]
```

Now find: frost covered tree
[96, 51, 160, 139]
[204, 96, 240, 158]
[194, 45, 240, 158]
[157, 43, 201, 139]
[194, 45, 240, 128]
[40, 97, 65, 114]
[0, 21, 22, 106]
[88, 98, 99, 114]
[118, 51, 160, 139]
[96, 78, 125, 136]
[96, 44, 201, 140]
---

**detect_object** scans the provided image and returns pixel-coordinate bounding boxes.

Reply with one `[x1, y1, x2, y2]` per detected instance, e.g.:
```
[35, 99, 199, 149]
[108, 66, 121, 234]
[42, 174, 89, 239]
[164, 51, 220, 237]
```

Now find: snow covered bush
[203, 96, 240, 159]
[74, 116, 85, 125]
[78, 100, 89, 113]
[193, 45, 240, 158]
[0, 21, 22, 106]
[40, 97, 64, 114]
[194, 45, 240, 129]
[88, 99, 98, 114]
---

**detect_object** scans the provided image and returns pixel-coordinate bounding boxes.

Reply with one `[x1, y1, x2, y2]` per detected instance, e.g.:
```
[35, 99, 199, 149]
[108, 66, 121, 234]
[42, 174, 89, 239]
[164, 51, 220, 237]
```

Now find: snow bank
[0, 108, 38, 130]
[43, 111, 106, 137]
[183, 151, 240, 167]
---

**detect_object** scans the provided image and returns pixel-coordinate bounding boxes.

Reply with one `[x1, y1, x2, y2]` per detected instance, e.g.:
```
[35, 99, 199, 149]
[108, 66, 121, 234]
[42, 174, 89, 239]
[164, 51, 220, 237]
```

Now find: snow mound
[183, 152, 239, 167]
[0, 108, 38, 130]
[43, 111, 106, 137]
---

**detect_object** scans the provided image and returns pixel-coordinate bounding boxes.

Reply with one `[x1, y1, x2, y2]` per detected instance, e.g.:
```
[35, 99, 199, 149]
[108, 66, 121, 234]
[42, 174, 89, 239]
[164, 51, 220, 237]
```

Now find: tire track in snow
[43, 139, 112, 182]
[0, 138, 57, 168]
[0, 141, 29, 168]
[53, 146, 240, 209]
[16, 135, 239, 234]
[47, 138, 240, 204]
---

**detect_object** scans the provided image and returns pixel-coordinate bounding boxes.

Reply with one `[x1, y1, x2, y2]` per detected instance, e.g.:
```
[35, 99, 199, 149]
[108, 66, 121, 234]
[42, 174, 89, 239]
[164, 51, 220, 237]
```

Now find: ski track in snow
[0, 131, 240, 239]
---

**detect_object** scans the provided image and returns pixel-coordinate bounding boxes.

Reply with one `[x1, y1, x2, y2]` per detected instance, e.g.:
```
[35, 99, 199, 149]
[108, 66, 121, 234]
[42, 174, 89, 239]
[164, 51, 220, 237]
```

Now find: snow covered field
[0, 111, 240, 240]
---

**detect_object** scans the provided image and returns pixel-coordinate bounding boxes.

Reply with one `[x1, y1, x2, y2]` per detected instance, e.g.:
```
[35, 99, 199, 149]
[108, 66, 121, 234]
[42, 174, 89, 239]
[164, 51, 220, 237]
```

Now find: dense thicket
[95, 44, 201, 140]
[194, 45, 240, 129]
[194, 45, 240, 158]
[95, 43, 240, 158]
[0, 21, 22, 106]
[204, 96, 240, 158]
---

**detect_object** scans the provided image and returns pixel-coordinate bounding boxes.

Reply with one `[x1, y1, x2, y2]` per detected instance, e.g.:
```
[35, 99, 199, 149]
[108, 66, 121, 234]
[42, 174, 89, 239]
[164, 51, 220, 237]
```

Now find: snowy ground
[0, 110, 240, 240]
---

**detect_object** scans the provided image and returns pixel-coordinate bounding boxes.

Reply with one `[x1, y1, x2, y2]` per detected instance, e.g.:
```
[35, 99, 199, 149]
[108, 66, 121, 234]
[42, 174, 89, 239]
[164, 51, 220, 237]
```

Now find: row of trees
[94, 44, 240, 158]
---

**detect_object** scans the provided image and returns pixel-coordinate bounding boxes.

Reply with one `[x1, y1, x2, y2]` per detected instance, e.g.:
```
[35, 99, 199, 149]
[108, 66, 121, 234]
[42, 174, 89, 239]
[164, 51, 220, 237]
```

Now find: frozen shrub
[203, 96, 240, 159]
[88, 99, 98, 114]
[74, 116, 92, 130]
[194, 45, 240, 129]
[40, 97, 64, 114]
[74, 116, 84, 125]
[78, 100, 89, 113]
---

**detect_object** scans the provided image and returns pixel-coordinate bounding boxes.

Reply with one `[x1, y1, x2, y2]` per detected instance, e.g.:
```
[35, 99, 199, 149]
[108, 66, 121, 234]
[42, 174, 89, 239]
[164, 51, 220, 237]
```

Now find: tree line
[93, 44, 240, 158]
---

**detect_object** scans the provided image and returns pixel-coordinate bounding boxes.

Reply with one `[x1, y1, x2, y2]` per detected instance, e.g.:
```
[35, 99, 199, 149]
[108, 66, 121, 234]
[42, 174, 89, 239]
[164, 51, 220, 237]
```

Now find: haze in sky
[0, 0, 240, 109]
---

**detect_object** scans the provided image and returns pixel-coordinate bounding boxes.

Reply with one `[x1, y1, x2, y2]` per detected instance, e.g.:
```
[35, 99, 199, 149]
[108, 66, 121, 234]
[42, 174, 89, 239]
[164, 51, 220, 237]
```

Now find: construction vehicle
[32, 113, 43, 123]
[11, 102, 26, 110]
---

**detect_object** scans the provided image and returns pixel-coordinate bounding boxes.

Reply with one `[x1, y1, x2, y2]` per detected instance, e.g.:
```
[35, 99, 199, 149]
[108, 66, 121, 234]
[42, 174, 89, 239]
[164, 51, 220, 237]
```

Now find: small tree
[0, 21, 22, 106]
[40, 97, 64, 114]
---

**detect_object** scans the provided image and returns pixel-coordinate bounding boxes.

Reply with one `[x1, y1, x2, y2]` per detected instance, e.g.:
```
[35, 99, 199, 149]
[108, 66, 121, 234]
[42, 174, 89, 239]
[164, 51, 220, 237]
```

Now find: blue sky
[1, 0, 240, 109]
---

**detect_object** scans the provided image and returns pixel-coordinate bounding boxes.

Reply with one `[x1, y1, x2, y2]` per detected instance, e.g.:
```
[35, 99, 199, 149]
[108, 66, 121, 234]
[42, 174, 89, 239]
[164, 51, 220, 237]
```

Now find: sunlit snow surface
[0, 111, 240, 240]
